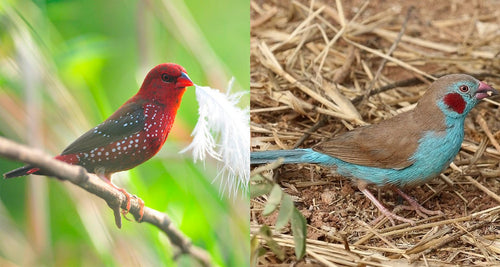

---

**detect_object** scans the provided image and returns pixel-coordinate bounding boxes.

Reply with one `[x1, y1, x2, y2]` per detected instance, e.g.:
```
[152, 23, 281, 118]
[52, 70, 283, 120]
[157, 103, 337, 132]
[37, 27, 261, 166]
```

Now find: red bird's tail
[3, 165, 40, 179]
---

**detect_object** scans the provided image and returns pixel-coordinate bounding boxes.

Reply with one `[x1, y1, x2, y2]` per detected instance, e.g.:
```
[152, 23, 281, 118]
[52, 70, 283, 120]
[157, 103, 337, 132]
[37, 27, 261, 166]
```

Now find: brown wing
[313, 108, 445, 169]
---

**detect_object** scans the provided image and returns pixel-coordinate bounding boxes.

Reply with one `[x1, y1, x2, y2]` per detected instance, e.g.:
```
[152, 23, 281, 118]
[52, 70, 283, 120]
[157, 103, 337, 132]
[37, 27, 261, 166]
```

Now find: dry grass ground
[250, 0, 500, 265]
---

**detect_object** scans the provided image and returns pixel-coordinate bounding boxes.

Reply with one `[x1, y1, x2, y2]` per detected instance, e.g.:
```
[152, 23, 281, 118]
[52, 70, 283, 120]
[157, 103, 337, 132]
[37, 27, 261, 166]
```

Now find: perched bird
[251, 74, 497, 225]
[4, 63, 194, 222]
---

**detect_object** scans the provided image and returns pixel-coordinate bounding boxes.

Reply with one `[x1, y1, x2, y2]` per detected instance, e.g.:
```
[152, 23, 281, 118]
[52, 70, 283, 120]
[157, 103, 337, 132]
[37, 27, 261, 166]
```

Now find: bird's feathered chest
[142, 102, 176, 148]
[411, 118, 464, 170]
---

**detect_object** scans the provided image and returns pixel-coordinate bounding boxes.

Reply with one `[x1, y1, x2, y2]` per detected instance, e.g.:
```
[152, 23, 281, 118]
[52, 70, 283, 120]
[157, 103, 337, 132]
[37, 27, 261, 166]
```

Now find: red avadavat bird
[4, 63, 193, 222]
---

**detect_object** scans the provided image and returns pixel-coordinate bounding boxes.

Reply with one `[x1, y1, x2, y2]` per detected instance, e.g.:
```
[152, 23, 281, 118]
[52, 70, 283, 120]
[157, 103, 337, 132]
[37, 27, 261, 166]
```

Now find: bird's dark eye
[459, 85, 469, 93]
[161, 73, 175, 83]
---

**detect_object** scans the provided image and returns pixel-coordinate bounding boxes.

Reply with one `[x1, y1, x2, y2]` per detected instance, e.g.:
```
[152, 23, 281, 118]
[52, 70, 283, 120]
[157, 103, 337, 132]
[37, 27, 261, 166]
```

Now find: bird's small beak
[475, 81, 498, 100]
[176, 72, 194, 88]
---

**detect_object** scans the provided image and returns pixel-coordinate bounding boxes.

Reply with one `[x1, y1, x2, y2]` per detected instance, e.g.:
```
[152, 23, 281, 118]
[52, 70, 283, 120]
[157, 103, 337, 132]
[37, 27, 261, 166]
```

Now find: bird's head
[138, 63, 194, 100]
[424, 74, 498, 118]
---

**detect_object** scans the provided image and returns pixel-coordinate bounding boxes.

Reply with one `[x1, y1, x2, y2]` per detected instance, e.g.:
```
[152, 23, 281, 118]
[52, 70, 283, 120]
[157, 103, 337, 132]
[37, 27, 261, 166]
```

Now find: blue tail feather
[251, 148, 326, 164]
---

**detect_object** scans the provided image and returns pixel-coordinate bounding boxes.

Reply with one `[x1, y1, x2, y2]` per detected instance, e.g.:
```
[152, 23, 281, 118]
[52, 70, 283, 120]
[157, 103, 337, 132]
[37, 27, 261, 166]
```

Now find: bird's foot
[117, 193, 144, 222]
[359, 186, 416, 226]
[393, 188, 444, 218]
[137, 197, 145, 222]
[97, 175, 142, 224]
[371, 204, 416, 226]
[131, 195, 145, 222]
[393, 204, 443, 219]
[116, 187, 132, 214]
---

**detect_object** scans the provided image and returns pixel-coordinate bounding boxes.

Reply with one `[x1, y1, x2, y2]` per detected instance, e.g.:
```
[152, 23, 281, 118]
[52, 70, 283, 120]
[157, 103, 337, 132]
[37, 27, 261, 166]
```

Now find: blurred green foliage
[0, 0, 249, 266]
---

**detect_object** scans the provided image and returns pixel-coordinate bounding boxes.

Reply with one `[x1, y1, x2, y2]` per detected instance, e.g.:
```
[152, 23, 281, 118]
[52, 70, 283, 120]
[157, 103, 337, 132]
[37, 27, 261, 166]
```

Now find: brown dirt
[251, 0, 500, 266]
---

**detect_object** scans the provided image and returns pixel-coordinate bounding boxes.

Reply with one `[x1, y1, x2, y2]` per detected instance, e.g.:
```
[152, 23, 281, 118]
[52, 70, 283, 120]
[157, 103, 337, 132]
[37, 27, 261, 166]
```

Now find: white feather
[181, 78, 249, 197]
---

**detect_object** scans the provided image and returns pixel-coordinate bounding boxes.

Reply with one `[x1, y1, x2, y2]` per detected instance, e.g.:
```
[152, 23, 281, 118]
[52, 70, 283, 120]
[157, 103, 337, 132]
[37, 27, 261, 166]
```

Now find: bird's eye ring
[459, 85, 469, 93]
[161, 73, 175, 83]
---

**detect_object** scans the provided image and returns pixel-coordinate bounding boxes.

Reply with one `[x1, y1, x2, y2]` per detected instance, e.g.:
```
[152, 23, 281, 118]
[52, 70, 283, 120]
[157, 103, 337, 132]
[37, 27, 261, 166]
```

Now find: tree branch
[0, 136, 212, 267]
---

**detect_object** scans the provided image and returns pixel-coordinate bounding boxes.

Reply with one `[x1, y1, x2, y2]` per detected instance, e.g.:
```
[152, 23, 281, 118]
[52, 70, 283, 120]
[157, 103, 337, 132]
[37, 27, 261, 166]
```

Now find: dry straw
[251, 0, 500, 265]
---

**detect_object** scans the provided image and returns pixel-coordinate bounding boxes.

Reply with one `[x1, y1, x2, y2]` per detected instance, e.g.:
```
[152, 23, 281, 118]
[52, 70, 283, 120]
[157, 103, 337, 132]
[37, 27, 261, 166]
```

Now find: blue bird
[251, 74, 498, 225]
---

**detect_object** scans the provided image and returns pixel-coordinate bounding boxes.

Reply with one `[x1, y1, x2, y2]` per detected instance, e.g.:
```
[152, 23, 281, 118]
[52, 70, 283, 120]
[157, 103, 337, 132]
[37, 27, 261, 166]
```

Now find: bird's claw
[394, 204, 444, 219]
[136, 197, 145, 222]
[371, 206, 416, 226]
[116, 188, 132, 215]
[127, 194, 145, 222]
[393, 187, 444, 219]
[117, 192, 144, 222]
[360, 186, 417, 226]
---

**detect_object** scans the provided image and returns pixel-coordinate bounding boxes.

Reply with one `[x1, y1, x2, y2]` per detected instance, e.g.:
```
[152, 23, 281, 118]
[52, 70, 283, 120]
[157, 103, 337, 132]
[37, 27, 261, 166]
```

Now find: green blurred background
[0, 0, 249, 266]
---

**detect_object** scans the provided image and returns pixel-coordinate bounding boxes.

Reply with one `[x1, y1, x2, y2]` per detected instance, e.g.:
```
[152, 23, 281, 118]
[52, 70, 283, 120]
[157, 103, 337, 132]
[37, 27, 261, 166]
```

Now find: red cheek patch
[443, 93, 466, 114]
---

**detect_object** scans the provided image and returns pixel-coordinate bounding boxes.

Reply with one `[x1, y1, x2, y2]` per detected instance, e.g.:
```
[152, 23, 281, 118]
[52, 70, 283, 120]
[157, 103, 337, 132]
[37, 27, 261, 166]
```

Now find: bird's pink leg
[393, 187, 443, 218]
[357, 183, 415, 226]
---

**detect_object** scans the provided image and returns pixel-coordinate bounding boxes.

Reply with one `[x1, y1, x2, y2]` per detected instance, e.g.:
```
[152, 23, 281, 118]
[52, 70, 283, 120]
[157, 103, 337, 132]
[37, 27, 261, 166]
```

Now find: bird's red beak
[475, 81, 498, 100]
[176, 72, 194, 88]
